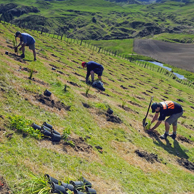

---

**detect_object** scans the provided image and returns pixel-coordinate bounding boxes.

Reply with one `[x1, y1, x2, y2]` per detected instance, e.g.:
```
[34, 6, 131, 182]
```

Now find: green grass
[0, 22, 194, 194]
[2, 0, 194, 41]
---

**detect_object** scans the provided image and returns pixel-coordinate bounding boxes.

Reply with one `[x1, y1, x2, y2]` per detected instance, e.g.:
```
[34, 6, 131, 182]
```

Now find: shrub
[9, 115, 43, 140]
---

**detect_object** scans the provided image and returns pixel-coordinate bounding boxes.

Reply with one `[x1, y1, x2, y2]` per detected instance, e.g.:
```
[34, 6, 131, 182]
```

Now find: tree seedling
[29, 69, 34, 80]
[86, 84, 91, 97]
[121, 99, 126, 108]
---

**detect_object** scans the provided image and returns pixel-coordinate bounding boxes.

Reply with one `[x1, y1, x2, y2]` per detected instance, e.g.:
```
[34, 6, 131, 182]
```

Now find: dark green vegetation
[0, 22, 194, 193]
[1, 0, 194, 41]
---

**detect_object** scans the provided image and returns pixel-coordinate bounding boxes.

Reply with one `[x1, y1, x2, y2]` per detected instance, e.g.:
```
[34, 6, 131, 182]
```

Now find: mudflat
[134, 39, 194, 72]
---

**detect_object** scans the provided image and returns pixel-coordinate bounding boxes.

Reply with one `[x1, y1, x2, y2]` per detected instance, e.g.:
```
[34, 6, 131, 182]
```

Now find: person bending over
[15, 31, 36, 61]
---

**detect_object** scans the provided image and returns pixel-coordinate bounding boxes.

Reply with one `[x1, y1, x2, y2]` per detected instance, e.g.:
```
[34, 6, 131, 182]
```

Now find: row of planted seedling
[45, 174, 97, 194]
[32, 122, 61, 142]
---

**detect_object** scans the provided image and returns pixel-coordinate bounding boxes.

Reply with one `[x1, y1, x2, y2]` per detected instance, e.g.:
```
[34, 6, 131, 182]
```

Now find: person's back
[21, 33, 35, 45]
[87, 61, 104, 71]
[158, 101, 183, 120]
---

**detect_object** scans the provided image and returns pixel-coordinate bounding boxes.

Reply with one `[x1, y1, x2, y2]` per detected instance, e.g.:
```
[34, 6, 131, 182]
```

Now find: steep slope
[0, 22, 194, 193]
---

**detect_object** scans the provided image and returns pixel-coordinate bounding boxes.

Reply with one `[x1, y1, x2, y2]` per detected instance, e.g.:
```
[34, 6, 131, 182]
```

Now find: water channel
[145, 61, 185, 80]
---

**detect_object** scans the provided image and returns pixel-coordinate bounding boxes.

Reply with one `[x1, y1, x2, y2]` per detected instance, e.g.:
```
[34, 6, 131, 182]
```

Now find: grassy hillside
[1, 22, 194, 194]
[1, 0, 194, 40]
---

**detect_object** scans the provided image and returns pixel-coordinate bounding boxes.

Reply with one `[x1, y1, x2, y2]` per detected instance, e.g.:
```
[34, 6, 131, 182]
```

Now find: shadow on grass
[151, 133, 189, 159]
[23, 59, 33, 62]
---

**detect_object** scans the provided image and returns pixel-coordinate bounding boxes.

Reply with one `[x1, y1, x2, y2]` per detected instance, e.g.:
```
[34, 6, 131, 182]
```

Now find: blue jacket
[20, 33, 35, 45]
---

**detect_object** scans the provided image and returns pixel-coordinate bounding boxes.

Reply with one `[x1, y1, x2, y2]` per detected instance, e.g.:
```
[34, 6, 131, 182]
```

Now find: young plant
[29, 69, 34, 80]
[21, 174, 51, 194]
[62, 127, 71, 141]
[86, 85, 91, 97]
[121, 99, 126, 108]
[9, 115, 43, 139]
[64, 84, 67, 92]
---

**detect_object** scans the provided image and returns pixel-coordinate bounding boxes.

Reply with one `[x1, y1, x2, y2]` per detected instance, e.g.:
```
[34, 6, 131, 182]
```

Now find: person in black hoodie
[82, 61, 104, 84]
[149, 101, 183, 140]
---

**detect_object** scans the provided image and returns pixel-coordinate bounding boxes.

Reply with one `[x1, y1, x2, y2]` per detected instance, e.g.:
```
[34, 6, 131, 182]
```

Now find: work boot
[20, 53, 25, 58]
[160, 133, 168, 139]
[169, 133, 176, 140]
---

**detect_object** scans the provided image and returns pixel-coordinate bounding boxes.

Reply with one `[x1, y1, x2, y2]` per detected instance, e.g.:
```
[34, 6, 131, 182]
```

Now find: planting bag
[92, 80, 105, 91]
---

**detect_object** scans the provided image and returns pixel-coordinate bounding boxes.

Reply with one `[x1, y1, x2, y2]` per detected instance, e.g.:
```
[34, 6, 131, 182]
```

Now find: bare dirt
[128, 101, 142, 108]
[67, 81, 81, 87]
[35, 94, 71, 111]
[135, 150, 160, 163]
[134, 39, 194, 72]
[0, 176, 11, 194]
[8, 53, 26, 63]
[146, 130, 161, 139]
[81, 93, 96, 98]
[177, 135, 193, 144]
[63, 137, 93, 153]
[118, 105, 139, 114]
[28, 77, 47, 86]
[177, 158, 194, 171]
[82, 102, 91, 108]
[106, 113, 122, 124]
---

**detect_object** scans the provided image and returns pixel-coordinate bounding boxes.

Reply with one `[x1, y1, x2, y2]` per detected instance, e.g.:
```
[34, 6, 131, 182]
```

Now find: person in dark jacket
[82, 61, 104, 84]
[149, 101, 183, 139]
[15, 31, 36, 61]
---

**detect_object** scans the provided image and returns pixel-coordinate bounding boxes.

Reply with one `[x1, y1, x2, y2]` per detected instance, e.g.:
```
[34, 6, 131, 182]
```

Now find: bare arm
[149, 120, 162, 131]
[17, 41, 22, 48]
[151, 113, 159, 124]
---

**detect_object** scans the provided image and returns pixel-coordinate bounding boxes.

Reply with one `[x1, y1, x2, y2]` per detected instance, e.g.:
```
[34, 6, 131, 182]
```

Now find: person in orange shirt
[149, 101, 183, 139]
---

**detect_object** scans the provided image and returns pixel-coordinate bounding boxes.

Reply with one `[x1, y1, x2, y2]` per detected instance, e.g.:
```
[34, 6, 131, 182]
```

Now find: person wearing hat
[149, 101, 183, 139]
[82, 61, 104, 84]
[15, 31, 36, 61]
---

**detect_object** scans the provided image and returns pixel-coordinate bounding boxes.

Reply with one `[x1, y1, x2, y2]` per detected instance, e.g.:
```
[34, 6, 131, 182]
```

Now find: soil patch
[67, 81, 80, 87]
[118, 105, 139, 114]
[177, 99, 184, 102]
[8, 53, 26, 63]
[128, 101, 142, 108]
[190, 106, 194, 110]
[63, 137, 93, 153]
[20, 67, 38, 73]
[128, 85, 136, 88]
[177, 135, 192, 144]
[74, 72, 84, 77]
[100, 92, 111, 97]
[57, 70, 65, 75]
[135, 95, 145, 100]
[81, 93, 96, 98]
[51, 53, 57, 57]
[120, 85, 127, 90]
[0, 176, 12, 194]
[27, 77, 47, 86]
[135, 150, 160, 163]
[146, 130, 161, 139]
[82, 102, 90, 108]
[146, 90, 153, 94]
[49, 64, 59, 69]
[177, 158, 194, 171]
[35, 94, 71, 111]
[142, 92, 149, 96]
[106, 113, 122, 124]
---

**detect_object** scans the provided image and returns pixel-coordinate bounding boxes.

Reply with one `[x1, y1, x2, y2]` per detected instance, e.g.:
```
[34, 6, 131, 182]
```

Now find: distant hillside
[1, 0, 194, 40]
